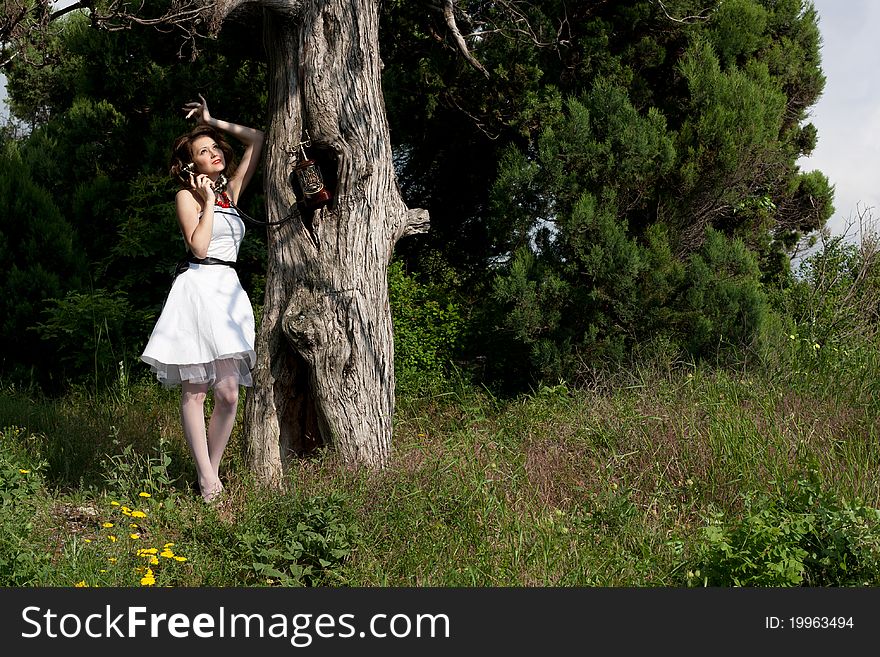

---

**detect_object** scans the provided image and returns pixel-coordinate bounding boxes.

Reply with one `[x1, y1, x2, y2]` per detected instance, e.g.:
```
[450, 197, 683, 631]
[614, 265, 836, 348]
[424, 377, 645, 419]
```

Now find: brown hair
[169, 126, 237, 189]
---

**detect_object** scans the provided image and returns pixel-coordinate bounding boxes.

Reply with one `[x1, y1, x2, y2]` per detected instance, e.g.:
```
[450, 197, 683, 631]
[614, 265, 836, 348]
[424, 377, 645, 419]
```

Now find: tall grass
[1, 328, 879, 587]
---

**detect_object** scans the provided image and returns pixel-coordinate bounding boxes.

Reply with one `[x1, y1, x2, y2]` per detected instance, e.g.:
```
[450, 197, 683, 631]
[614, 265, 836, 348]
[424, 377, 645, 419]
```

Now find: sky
[1, 0, 877, 240]
[796, 0, 880, 240]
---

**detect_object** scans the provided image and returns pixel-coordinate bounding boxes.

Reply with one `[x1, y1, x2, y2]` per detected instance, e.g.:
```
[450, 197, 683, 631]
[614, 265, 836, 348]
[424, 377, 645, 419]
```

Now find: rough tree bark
[210, 0, 431, 485]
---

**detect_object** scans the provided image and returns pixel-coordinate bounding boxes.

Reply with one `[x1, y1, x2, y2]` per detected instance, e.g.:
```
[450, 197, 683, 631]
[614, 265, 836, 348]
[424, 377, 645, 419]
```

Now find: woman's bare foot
[200, 479, 224, 503]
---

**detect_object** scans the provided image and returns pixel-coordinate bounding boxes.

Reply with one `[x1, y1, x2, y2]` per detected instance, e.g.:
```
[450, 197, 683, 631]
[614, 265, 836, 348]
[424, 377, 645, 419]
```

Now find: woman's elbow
[188, 240, 209, 259]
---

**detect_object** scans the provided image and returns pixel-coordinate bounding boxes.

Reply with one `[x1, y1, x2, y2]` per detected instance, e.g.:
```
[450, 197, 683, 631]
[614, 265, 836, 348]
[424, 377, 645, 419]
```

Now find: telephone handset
[178, 162, 228, 193]
[176, 162, 289, 226]
[178, 162, 195, 184]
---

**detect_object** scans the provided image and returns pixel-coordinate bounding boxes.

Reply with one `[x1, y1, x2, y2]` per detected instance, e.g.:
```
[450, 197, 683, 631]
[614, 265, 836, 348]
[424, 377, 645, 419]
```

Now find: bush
[35, 288, 153, 389]
[773, 228, 880, 346]
[675, 228, 769, 359]
[688, 473, 880, 586]
[388, 259, 464, 377]
[230, 491, 359, 587]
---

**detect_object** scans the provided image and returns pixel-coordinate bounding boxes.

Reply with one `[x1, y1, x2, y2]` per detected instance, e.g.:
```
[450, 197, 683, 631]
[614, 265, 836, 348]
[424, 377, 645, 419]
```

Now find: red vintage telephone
[289, 132, 332, 211]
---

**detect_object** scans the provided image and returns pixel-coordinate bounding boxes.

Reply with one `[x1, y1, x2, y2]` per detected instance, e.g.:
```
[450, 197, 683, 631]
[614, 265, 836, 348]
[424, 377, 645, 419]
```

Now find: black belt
[174, 254, 238, 278]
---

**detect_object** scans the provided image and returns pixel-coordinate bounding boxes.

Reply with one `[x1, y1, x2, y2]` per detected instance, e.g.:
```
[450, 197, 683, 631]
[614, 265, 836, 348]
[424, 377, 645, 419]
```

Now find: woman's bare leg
[206, 368, 240, 482]
[181, 381, 222, 502]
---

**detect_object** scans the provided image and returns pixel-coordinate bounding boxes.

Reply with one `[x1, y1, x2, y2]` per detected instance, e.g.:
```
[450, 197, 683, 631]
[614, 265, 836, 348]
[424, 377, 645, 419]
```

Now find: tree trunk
[242, 0, 429, 485]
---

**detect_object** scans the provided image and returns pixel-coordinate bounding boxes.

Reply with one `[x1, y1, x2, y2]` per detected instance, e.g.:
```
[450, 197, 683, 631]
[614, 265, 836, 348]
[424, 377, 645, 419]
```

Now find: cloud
[798, 0, 880, 237]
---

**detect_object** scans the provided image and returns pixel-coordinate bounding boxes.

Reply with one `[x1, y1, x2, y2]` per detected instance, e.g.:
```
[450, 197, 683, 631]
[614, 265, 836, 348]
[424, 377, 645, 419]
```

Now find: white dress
[140, 199, 256, 388]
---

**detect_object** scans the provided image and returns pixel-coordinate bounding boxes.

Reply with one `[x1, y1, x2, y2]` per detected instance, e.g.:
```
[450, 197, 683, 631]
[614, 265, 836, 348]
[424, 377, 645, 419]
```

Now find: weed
[687, 473, 880, 586]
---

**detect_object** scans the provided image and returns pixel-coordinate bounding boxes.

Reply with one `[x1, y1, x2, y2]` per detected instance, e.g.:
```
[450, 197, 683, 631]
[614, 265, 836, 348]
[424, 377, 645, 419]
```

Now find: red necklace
[216, 192, 232, 208]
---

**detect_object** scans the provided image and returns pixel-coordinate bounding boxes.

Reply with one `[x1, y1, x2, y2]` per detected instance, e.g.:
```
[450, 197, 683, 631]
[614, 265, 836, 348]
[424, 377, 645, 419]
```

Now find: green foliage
[674, 38, 786, 214]
[35, 289, 153, 388]
[100, 440, 180, 501]
[709, 0, 769, 68]
[231, 492, 358, 587]
[780, 169, 835, 242]
[388, 259, 464, 376]
[384, 0, 829, 389]
[0, 426, 53, 586]
[489, 247, 570, 381]
[1, 333, 880, 587]
[689, 474, 880, 586]
[0, 426, 46, 505]
[486, 223, 769, 385]
[0, 142, 87, 388]
[772, 233, 880, 346]
[483, 77, 681, 383]
[104, 171, 183, 312]
[676, 228, 769, 357]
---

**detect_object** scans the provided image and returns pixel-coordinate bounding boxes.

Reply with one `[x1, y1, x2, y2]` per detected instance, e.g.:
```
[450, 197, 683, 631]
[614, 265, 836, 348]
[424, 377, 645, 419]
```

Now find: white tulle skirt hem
[141, 353, 255, 389]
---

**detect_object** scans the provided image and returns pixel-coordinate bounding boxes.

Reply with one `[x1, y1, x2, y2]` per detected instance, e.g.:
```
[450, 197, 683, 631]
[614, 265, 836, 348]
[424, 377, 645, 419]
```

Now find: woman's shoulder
[176, 187, 197, 200]
[176, 188, 203, 207]
[175, 188, 205, 217]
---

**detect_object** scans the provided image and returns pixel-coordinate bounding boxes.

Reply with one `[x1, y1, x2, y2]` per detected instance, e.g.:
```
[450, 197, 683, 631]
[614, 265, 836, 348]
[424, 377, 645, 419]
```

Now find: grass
[1, 332, 880, 587]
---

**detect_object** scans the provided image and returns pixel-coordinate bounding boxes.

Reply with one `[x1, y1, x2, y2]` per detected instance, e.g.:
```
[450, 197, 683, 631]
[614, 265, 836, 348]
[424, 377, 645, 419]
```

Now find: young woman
[140, 94, 264, 502]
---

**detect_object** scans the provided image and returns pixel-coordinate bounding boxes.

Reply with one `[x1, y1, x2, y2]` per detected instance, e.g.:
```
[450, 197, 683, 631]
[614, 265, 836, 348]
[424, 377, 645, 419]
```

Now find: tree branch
[50, 1, 87, 21]
[83, 1, 215, 58]
[1, 1, 51, 67]
[654, 0, 715, 24]
[402, 207, 431, 238]
[441, 0, 489, 78]
[2, 0, 226, 66]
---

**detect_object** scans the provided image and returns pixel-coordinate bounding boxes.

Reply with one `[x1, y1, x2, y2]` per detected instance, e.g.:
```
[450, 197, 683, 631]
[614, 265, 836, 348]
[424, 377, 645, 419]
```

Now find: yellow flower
[130, 523, 139, 529]
[107, 535, 117, 542]
[108, 557, 117, 563]
[163, 542, 175, 548]
[74, 580, 88, 587]
[138, 492, 152, 498]
[160, 550, 175, 559]
[173, 556, 188, 562]
[110, 501, 120, 506]
[136, 548, 158, 556]
[130, 533, 141, 540]
[140, 568, 156, 586]
[131, 510, 147, 519]
[149, 556, 159, 565]
[84, 539, 91, 543]
[19, 469, 30, 474]
[102, 522, 114, 528]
